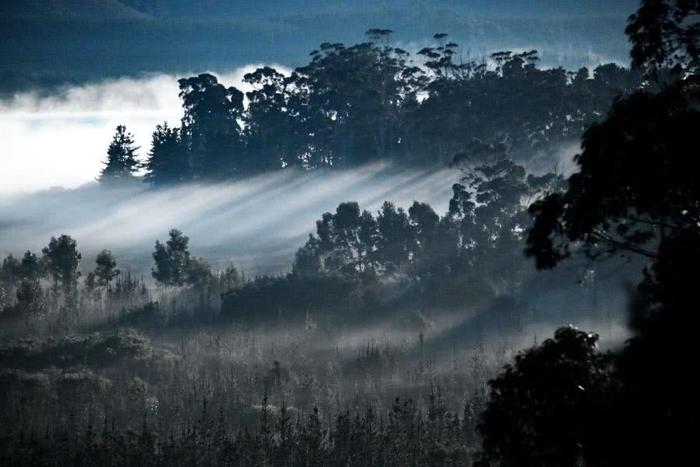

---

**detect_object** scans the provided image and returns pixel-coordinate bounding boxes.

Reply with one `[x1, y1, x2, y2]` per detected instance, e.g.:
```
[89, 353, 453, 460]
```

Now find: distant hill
[113, 1, 642, 20]
[2, 0, 640, 21]
[0, 0, 151, 21]
[0, 0, 639, 96]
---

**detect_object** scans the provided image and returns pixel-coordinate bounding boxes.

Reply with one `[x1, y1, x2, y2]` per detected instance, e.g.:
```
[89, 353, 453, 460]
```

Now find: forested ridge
[100, 30, 641, 184]
[1, 0, 699, 465]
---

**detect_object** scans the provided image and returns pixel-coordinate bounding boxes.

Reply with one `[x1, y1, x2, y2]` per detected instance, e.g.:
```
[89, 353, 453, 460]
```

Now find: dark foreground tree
[478, 327, 611, 467]
[626, 0, 700, 73]
[525, 84, 699, 269]
[500, 0, 700, 464]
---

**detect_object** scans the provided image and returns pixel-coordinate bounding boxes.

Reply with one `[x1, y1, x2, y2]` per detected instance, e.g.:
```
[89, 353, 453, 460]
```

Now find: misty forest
[0, 0, 698, 465]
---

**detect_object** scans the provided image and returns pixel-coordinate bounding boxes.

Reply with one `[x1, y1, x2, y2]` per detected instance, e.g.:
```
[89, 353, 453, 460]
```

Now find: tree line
[0, 228, 235, 332]
[293, 141, 560, 280]
[4, 135, 568, 330]
[221, 141, 570, 323]
[99, 30, 641, 185]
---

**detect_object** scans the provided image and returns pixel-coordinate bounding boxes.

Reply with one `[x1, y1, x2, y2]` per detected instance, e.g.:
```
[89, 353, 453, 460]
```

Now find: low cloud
[0, 65, 290, 195]
[0, 165, 457, 275]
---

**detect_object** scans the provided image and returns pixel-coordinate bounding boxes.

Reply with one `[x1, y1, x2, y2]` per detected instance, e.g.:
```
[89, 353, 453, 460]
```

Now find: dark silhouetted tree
[129, 31, 640, 182]
[178, 73, 244, 178]
[0, 253, 21, 285]
[375, 201, 411, 272]
[14, 279, 45, 316]
[626, 0, 699, 73]
[478, 327, 611, 467]
[243, 67, 299, 171]
[521, 1, 699, 464]
[144, 123, 189, 185]
[526, 85, 699, 269]
[294, 34, 413, 166]
[99, 125, 140, 184]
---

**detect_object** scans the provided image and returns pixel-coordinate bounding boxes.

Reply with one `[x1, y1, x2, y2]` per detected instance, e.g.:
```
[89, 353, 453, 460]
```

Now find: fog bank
[0, 65, 289, 195]
[0, 165, 457, 275]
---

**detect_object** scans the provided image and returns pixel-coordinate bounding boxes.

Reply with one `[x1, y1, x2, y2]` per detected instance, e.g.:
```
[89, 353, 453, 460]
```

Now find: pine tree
[144, 123, 189, 186]
[99, 125, 140, 184]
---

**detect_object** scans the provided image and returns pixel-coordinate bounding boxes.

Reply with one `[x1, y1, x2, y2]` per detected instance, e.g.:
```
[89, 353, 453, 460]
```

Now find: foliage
[223, 148, 562, 324]
[178, 73, 245, 179]
[221, 273, 367, 323]
[117, 302, 167, 329]
[94, 250, 120, 287]
[0, 328, 160, 371]
[626, 0, 700, 73]
[494, 1, 700, 465]
[296, 147, 560, 289]
[152, 229, 211, 286]
[41, 234, 81, 296]
[137, 32, 640, 185]
[1, 279, 46, 324]
[99, 125, 140, 184]
[143, 123, 189, 185]
[478, 327, 612, 467]
[526, 83, 699, 268]
[4, 4, 694, 465]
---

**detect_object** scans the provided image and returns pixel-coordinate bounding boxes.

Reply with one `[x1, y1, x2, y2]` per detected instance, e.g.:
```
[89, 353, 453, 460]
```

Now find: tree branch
[590, 229, 658, 260]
